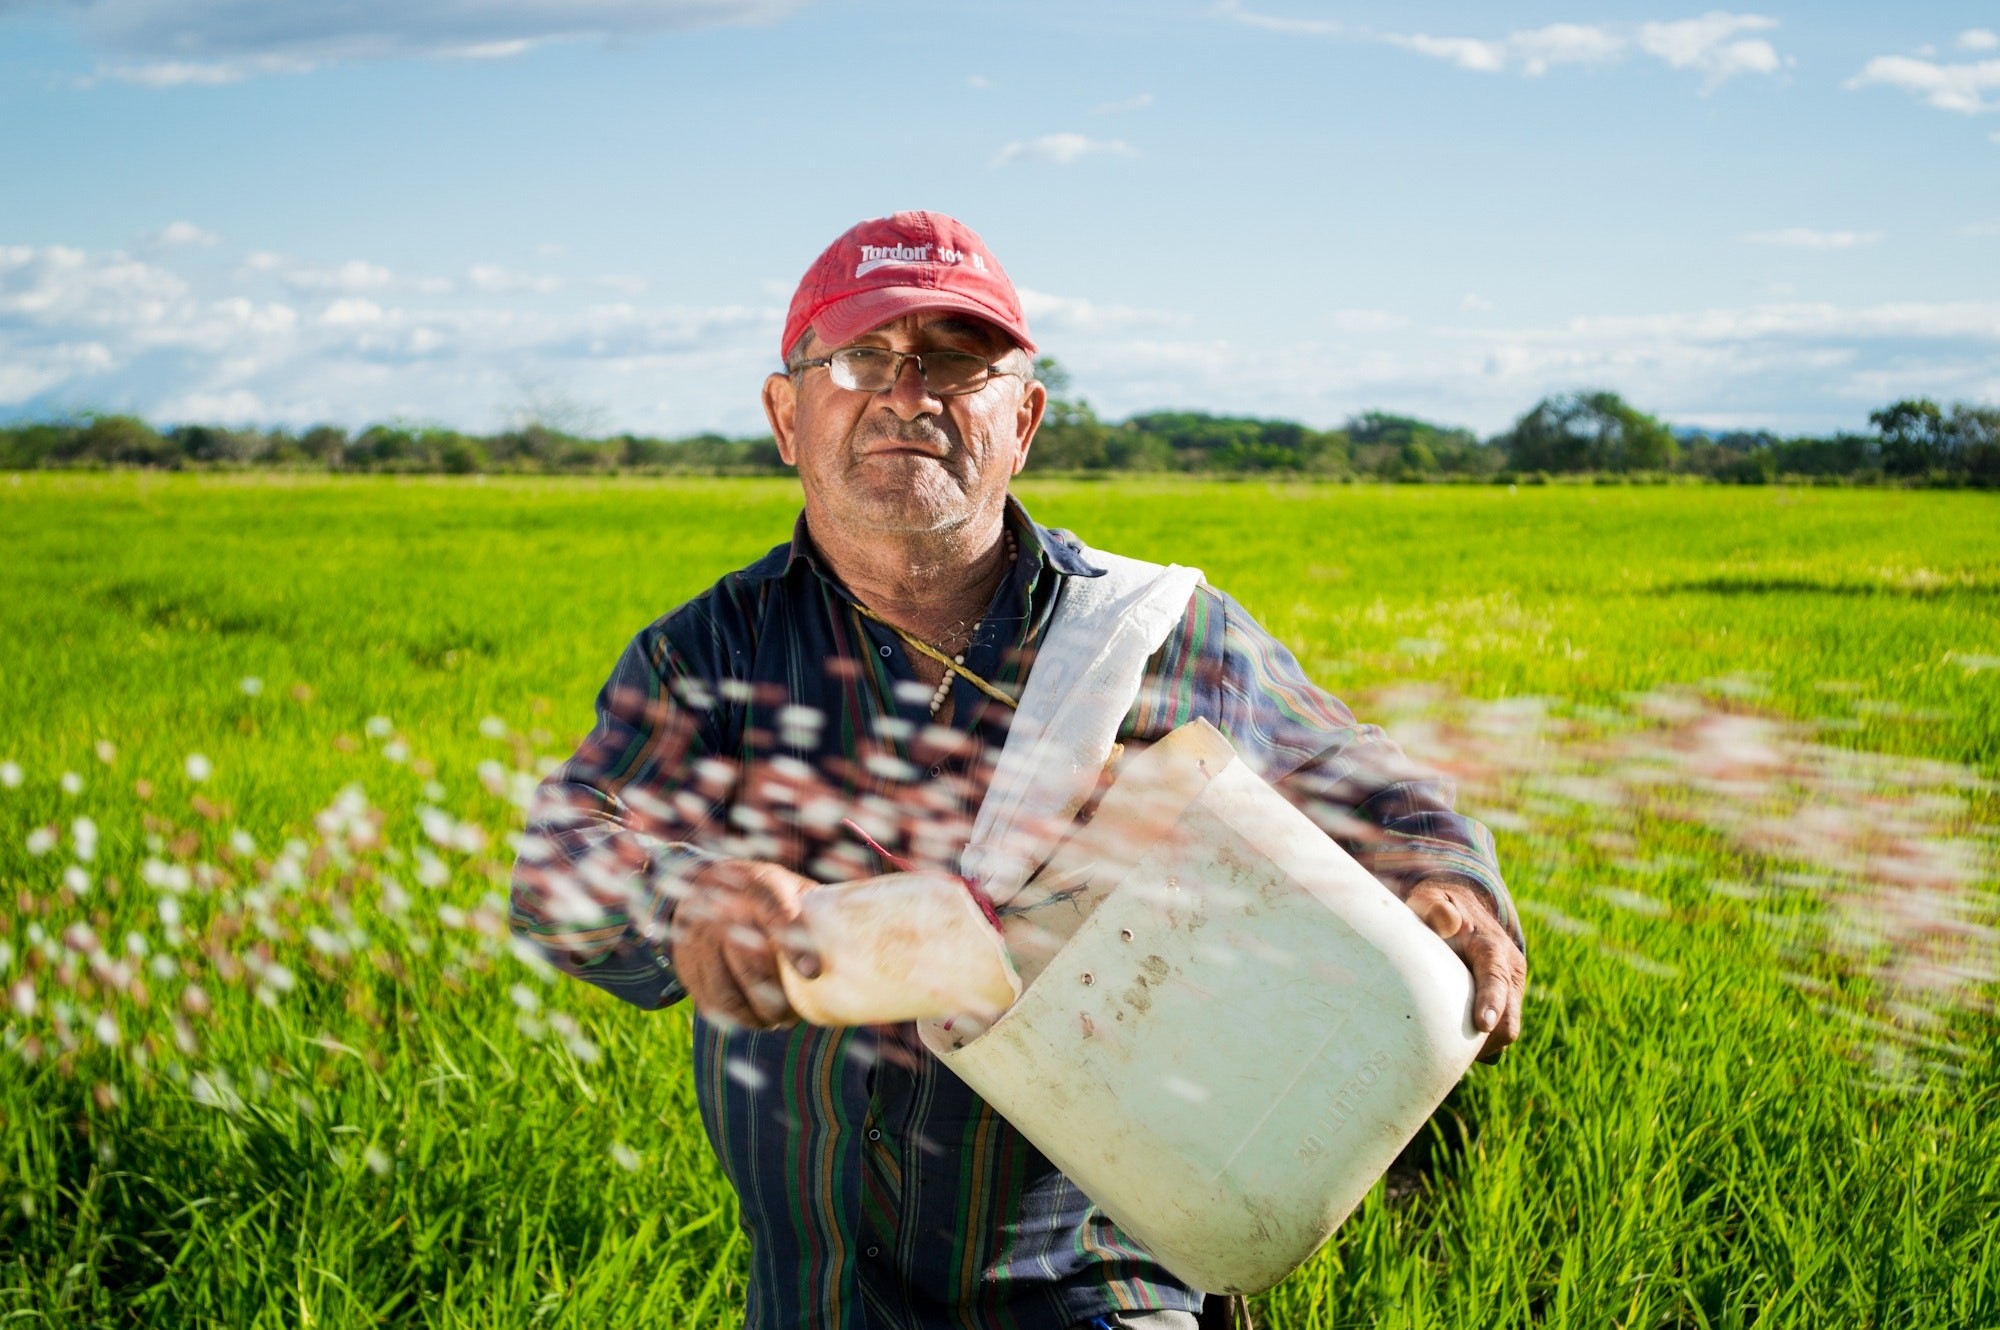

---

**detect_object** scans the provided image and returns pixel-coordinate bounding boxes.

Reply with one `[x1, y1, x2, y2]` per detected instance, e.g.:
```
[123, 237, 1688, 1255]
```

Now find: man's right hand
[672, 859, 822, 1030]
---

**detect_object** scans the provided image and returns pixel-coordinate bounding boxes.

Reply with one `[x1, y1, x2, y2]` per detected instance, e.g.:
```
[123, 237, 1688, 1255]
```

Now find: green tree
[1501, 391, 1678, 473]
[1870, 398, 1950, 477]
[71, 414, 174, 467]
[1024, 356, 1115, 471]
[1949, 403, 2000, 487]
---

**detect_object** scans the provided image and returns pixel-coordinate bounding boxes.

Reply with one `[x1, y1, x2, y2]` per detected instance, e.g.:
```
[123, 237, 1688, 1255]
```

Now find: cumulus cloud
[0, 239, 780, 432]
[1039, 294, 2000, 436]
[238, 254, 400, 294]
[1387, 23, 1625, 77]
[466, 264, 563, 295]
[44, 0, 813, 84]
[990, 133, 1137, 169]
[10, 239, 2000, 438]
[1741, 227, 1882, 250]
[1016, 288, 1186, 335]
[1848, 52, 2000, 114]
[1325, 309, 1412, 334]
[1638, 12, 1783, 87]
[1238, 11, 1792, 88]
[1960, 29, 2000, 54]
[145, 221, 222, 248]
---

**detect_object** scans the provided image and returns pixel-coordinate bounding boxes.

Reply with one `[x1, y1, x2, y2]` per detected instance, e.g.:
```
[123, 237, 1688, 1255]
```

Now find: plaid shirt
[510, 500, 1518, 1330]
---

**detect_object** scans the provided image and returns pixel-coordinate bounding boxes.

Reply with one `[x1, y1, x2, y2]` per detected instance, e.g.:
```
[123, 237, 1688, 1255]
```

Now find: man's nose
[879, 354, 943, 420]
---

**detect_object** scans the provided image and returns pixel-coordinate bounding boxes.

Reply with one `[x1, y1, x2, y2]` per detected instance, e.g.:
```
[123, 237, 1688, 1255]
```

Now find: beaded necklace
[852, 528, 1020, 716]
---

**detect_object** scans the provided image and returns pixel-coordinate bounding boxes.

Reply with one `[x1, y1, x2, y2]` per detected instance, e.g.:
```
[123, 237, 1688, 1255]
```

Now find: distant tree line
[4, 359, 1996, 487]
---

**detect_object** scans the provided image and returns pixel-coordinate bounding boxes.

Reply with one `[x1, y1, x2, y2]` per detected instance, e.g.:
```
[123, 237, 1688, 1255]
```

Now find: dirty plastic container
[777, 871, 1020, 1027]
[920, 719, 1487, 1295]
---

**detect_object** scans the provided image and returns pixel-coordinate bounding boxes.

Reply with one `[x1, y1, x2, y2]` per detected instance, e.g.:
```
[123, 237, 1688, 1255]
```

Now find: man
[511, 210, 1526, 1330]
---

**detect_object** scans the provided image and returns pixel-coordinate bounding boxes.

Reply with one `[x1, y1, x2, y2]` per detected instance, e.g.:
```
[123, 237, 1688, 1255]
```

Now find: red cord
[840, 818, 1003, 933]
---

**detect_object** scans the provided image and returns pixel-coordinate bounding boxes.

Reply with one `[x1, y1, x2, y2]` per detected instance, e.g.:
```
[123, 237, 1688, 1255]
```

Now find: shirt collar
[741, 495, 1107, 584]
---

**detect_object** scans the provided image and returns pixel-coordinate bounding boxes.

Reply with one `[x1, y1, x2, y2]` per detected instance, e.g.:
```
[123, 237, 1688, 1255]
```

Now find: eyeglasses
[790, 347, 1022, 397]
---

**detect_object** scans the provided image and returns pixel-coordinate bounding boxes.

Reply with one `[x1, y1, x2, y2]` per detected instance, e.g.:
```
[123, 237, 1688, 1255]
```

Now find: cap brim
[810, 286, 1037, 355]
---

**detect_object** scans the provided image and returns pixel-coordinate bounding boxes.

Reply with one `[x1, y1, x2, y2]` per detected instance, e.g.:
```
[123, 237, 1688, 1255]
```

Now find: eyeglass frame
[787, 345, 1027, 398]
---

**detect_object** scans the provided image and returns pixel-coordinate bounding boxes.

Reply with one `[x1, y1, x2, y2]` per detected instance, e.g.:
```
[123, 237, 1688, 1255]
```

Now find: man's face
[762, 311, 1046, 538]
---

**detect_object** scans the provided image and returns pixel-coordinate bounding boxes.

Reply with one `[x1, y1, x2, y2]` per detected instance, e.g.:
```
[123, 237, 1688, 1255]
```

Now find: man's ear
[1010, 377, 1047, 477]
[763, 371, 800, 467]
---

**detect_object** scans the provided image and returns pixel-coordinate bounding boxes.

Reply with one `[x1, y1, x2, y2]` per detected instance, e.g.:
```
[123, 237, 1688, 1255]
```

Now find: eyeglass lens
[830, 348, 990, 395]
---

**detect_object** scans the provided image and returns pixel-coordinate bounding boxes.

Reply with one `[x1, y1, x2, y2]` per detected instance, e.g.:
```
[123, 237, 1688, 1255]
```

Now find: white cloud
[318, 298, 386, 327]
[1460, 293, 1495, 314]
[1042, 294, 2000, 436]
[1848, 53, 2000, 115]
[259, 258, 396, 293]
[93, 55, 313, 87]
[1378, 13, 1785, 85]
[1016, 288, 1186, 335]
[1741, 227, 1882, 250]
[1215, 1, 1342, 38]
[0, 239, 784, 433]
[1638, 13, 1783, 88]
[1091, 92, 1155, 114]
[445, 39, 535, 61]
[1959, 29, 2000, 54]
[145, 221, 222, 248]
[990, 133, 1138, 169]
[1388, 24, 1625, 76]
[1325, 308, 1411, 334]
[57, 0, 813, 84]
[10, 240, 2000, 439]
[966, 74, 990, 90]
[467, 264, 563, 295]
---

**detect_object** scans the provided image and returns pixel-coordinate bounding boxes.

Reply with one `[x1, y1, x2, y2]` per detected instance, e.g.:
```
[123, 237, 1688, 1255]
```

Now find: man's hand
[1405, 878, 1526, 1060]
[673, 859, 822, 1030]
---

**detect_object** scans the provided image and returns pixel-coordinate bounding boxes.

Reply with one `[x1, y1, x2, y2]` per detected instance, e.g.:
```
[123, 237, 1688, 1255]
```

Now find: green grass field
[3, 473, 1998, 1328]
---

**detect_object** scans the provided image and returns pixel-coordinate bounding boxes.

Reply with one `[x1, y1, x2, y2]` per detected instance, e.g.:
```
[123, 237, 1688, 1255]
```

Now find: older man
[511, 211, 1526, 1330]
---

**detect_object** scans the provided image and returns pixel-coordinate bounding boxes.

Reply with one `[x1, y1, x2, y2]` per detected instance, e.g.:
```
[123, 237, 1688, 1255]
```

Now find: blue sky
[3, 1, 1998, 437]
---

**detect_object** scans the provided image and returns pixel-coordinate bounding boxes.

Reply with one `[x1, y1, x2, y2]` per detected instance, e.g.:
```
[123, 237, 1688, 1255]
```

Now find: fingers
[720, 924, 797, 1029]
[675, 859, 822, 1029]
[1405, 884, 1465, 941]
[1463, 929, 1526, 1057]
[1403, 879, 1527, 1059]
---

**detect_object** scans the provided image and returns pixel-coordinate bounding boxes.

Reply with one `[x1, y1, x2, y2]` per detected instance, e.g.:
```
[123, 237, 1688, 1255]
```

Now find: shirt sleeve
[508, 620, 731, 1010]
[1197, 586, 1524, 953]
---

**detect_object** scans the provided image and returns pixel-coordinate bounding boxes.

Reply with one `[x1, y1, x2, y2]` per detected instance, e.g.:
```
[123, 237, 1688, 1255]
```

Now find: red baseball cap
[781, 211, 1036, 360]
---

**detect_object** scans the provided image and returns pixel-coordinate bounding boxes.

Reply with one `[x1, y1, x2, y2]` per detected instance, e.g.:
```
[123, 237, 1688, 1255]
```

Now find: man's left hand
[1404, 878, 1526, 1060]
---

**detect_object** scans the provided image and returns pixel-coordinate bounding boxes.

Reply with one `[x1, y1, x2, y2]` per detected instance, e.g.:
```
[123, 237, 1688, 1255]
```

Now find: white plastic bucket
[777, 871, 1020, 1027]
[920, 720, 1486, 1294]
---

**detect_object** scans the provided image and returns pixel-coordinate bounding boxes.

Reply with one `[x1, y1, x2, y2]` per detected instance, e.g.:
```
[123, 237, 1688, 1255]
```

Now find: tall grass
[2, 474, 1996, 1327]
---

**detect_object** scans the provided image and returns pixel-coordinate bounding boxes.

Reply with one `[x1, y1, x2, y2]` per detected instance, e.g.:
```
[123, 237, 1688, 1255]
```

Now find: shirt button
[879, 644, 892, 657]
[928, 765, 942, 778]
[867, 1128, 882, 1141]
[865, 1245, 880, 1259]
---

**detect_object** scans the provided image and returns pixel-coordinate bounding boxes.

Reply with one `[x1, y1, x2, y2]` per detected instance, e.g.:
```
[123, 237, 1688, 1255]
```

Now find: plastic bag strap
[960, 547, 1203, 908]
